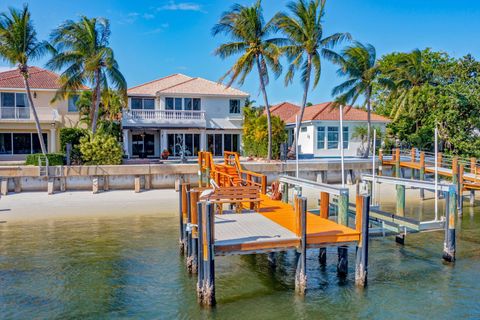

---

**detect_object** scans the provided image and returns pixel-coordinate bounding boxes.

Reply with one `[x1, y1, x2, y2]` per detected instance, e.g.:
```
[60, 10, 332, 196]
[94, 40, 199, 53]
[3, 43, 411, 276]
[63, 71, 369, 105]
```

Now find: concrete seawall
[0, 159, 374, 193]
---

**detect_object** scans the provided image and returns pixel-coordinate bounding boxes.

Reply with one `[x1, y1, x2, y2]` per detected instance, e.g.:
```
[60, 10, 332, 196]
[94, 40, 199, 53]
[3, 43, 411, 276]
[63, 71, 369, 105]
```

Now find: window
[174, 98, 182, 110]
[327, 127, 339, 149]
[68, 95, 79, 112]
[167, 133, 200, 157]
[229, 99, 240, 114]
[4, 133, 48, 155]
[184, 98, 192, 110]
[15, 93, 27, 108]
[342, 126, 349, 149]
[165, 97, 174, 110]
[193, 98, 201, 110]
[0, 133, 12, 154]
[301, 127, 307, 132]
[131, 97, 154, 110]
[317, 127, 325, 149]
[1, 92, 14, 107]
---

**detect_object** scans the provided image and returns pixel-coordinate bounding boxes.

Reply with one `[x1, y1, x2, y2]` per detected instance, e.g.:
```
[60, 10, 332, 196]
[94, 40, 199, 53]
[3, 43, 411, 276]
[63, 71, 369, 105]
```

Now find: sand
[0, 189, 178, 223]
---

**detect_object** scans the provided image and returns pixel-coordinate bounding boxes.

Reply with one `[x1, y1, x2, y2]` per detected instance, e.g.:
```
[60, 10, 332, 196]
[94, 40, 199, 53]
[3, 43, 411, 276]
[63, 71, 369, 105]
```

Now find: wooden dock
[177, 152, 370, 306]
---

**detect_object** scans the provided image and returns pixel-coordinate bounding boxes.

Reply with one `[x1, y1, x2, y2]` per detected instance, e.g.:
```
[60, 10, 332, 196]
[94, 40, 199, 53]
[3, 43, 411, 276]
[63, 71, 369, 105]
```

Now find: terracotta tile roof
[271, 101, 390, 124]
[128, 73, 249, 97]
[0, 66, 89, 90]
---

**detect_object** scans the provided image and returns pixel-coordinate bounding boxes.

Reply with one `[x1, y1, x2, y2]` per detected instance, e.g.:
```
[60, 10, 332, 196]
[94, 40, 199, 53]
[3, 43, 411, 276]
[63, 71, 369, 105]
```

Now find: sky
[1, 0, 480, 105]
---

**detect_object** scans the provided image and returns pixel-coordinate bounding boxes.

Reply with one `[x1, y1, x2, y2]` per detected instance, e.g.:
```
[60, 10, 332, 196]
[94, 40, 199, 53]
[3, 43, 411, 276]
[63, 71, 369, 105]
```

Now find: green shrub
[25, 153, 65, 166]
[79, 133, 123, 165]
[60, 127, 88, 164]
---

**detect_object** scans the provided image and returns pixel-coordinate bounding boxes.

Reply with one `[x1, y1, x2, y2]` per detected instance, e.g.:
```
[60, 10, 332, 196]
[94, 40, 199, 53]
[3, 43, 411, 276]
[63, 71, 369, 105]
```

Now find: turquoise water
[1, 192, 480, 319]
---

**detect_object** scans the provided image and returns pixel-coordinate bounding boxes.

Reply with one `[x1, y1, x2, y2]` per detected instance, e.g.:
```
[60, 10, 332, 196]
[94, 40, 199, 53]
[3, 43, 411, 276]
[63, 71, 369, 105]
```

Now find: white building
[122, 74, 249, 158]
[271, 102, 390, 158]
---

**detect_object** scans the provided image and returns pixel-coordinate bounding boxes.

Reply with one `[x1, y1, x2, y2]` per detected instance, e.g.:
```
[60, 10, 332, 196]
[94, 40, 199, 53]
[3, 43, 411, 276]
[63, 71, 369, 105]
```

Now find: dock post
[410, 148, 416, 179]
[179, 181, 185, 254]
[396, 184, 406, 216]
[191, 191, 200, 274]
[318, 191, 329, 266]
[205, 168, 210, 187]
[470, 157, 476, 207]
[419, 152, 425, 199]
[443, 186, 456, 262]
[196, 202, 204, 301]
[378, 149, 383, 176]
[0, 178, 7, 195]
[470, 190, 475, 207]
[458, 164, 464, 216]
[202, 202, 216, 306]
[182, 183, 190, 256]
[355, 194, 370, 287]
[337, 189, 349, 276]
[282, 183, 289, 203]
[295, 197, 307, 295]
[186, 190, 193, 273]
[395, 148, 401, 178]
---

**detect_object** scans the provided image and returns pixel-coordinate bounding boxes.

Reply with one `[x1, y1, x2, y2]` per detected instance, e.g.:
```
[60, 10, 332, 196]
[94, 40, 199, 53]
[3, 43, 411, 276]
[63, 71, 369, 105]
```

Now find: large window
[131, 97, 155, 110]
[167, 133, 200, 157]
[0, 132, 48, 155]
[229, 99, 240, 114]
[1, 92, 29, 119]
[327, 127, 339, 149]
[166, 97, 201, 111]
[68, 95, 79, 112]
[342, 126, 349, 149]
[316, 127, 325, 149]
[208, 133, 240, 156]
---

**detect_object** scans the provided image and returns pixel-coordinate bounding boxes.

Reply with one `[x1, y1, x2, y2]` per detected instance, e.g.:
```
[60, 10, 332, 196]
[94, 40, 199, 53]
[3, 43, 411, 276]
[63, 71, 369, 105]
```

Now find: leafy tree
[47, 16, 126, 134]
[243, 106, 287, 158]
[331, 42, 390, 157]
[275, 0, 350, 153]
[79, 132, 123, 165]
[0, 5, 48, 154]
[212, 0, 282, 160]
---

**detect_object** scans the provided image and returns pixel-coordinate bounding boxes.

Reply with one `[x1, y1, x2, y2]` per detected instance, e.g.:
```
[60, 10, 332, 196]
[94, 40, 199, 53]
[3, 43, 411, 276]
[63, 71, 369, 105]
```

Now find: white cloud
[157, 1, 204, 12]
[143, 23, 170, 35]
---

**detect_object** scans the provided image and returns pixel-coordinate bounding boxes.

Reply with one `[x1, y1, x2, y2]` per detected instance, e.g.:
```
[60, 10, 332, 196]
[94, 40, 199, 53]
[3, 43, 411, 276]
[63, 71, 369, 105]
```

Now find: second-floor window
[68, 95, 79, 112]
[229, 99, 240, 114]
[1, 92, 28, 108]
[166, 97, 201, 111]
[165, 97, 182, 110]
[131, 97, 155, 110]
[183, 98, 201, 111]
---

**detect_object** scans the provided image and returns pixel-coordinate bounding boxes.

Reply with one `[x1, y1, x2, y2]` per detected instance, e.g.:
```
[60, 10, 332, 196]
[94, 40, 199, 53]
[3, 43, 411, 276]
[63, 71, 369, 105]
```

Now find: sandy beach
[0, 189, 178, 223]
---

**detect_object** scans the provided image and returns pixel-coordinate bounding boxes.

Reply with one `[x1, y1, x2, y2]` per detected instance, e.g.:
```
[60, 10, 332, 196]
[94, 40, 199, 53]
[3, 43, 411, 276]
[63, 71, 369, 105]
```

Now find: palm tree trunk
[256, 56, 272, 160]
[91, 69, 102, 134]
[292, 54, 312, 154]
[365, 88, 372, 158]
[22, 73, 47, 155]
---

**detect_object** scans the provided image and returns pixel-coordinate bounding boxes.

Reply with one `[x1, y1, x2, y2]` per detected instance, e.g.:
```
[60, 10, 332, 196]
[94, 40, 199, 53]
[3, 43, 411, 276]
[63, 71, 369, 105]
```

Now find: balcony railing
[0, 107, 30, 119]
[125, 109, 206, 121]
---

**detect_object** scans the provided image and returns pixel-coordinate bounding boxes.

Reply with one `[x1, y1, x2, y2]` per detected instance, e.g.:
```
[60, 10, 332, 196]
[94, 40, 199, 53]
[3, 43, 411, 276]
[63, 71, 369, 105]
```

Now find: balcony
[0, 107, 60, 122]
[0, 107, 30, 119]
[122, 109, 207, 128]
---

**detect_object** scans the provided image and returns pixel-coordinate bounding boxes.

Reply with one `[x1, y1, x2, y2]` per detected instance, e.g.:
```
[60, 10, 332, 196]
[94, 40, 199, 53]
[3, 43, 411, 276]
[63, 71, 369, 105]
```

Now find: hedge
[25, 153, 65, 166]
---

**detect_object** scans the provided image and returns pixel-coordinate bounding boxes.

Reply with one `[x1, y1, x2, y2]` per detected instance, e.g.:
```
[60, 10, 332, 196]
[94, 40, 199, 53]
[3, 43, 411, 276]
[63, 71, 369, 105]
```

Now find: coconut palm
[212, 0, 283, 160]
[0, 5, 48, 155]
[47, 16, 126, 134]
[332, 42, 391, 157]
[274, 0, 350, 152]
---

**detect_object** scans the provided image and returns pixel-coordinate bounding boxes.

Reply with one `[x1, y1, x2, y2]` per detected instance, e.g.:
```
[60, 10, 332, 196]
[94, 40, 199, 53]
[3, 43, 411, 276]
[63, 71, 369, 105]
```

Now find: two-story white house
[122, 74, 249, 158]
[271, 102, 390, 158]
[0, 67, 85, 160]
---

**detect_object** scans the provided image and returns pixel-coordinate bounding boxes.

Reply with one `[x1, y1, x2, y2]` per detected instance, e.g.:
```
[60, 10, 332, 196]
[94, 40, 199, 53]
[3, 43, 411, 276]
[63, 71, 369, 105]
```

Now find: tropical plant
[331, 41, 390, 157]
[212, 0, 283, 160]
[352, 124, 384, 155]
[47, 16, 127, 134]
[0, 5, 48, 154]
[243, 105, 287, 158]
[79, 132, 123, 165]
[59, 127, 87, 164]
[274, 0, 350, 153]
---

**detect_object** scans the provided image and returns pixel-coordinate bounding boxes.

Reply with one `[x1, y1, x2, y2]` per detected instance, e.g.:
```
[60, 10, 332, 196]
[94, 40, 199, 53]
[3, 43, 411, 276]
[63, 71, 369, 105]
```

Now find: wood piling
[191, 190, 199, 274]
[202, 201, 215, 306]
[186, 190, 193, 272]
[419, 151, 425, 199]
[410, 148, 416, 179]
[443, 185, 456, 262]
[295, 196, 307, 295]
[196, 201, 204, 301]
[378, 149, 383, 176]
[281, 183, 289, 203]
[458, 164, 464, 216]
[337, 189, 349, 276]
[355, 194, 370, 287]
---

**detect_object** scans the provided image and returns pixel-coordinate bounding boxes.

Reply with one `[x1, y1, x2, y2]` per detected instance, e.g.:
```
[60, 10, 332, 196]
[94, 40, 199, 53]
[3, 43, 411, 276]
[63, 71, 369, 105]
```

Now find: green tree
[275, 0, 350, 153]
[79, 132, 123, 165]
[47, 16, 126, 134]
[331, 42, 390, 157]
[212, 0, 282, 160]
[0, 5, 48, 154]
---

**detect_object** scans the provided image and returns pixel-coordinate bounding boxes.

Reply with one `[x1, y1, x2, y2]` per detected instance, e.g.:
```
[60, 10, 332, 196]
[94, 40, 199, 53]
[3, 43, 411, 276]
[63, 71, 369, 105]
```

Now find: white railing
[125, 109, 206, 121]
[0, 107, 30, 119]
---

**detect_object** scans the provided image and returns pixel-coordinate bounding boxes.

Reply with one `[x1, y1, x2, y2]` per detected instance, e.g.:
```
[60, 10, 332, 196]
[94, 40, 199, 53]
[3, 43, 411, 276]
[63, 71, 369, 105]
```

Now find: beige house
[0, 67, 85, 160]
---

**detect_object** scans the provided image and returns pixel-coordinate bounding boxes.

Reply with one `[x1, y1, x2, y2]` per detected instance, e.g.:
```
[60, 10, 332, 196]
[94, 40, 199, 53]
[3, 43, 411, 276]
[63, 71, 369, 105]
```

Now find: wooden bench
[202, 186, 262, 214]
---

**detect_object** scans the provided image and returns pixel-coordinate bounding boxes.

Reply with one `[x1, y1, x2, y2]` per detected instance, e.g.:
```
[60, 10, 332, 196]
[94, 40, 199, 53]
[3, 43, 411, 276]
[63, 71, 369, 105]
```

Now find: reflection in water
[1, 189, 480, 319]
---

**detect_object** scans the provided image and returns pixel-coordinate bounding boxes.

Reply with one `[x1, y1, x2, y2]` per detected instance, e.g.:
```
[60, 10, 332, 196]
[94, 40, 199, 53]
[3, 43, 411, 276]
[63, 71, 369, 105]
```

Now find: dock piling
[419, 152, 425, 199]
[337, 190, 349, 276]
[196, 202, 204, 301]
[202, 201, 216, 306]
[396, 184, 406, 216]
[186, 190, 193, 273]
[295, 196, 307, 295]
[470, 190, 475, 207]
[443, 186, 456, 262]
[281, 183, 289, 203]
[191, 191, 199, 274]
[355, 194, 370, 287]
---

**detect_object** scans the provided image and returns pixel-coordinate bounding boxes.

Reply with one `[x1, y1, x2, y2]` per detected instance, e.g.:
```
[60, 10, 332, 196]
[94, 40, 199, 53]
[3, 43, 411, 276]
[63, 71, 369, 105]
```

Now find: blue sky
[1, 0, 480, 105]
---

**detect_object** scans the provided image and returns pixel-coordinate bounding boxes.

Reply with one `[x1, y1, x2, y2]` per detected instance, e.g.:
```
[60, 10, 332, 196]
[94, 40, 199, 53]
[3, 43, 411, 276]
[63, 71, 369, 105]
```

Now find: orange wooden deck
[258, 194, 361, 245]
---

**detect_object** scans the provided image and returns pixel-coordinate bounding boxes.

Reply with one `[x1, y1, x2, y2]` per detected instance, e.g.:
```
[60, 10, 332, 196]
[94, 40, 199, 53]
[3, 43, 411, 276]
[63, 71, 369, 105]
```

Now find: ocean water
[1, 188, 480, 319]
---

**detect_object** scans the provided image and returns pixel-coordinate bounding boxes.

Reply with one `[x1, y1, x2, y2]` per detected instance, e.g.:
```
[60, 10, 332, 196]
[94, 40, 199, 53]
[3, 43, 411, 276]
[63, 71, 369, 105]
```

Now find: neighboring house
[271, 102, 390, 158]
[0, 67, 85, 160]
[122, 74, 249, 158]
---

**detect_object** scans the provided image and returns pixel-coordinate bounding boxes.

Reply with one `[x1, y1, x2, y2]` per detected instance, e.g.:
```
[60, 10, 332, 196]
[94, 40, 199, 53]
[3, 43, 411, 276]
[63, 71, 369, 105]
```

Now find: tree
[0, 5, 48, 155]
[331, 41, 389, 157]
[275, 0, 350, 153]
[212, 0, 283, 160]
[47, 16, 126, 134]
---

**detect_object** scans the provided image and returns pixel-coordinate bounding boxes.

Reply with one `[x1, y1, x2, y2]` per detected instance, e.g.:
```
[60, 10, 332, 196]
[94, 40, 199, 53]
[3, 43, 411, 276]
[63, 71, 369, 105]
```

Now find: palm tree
[331, 41, 391, 157]
[0, 5, 48, 155]
[47, 16, 126, 134]
[212, 0, 283, 160]
[275, 0, 350, 153]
